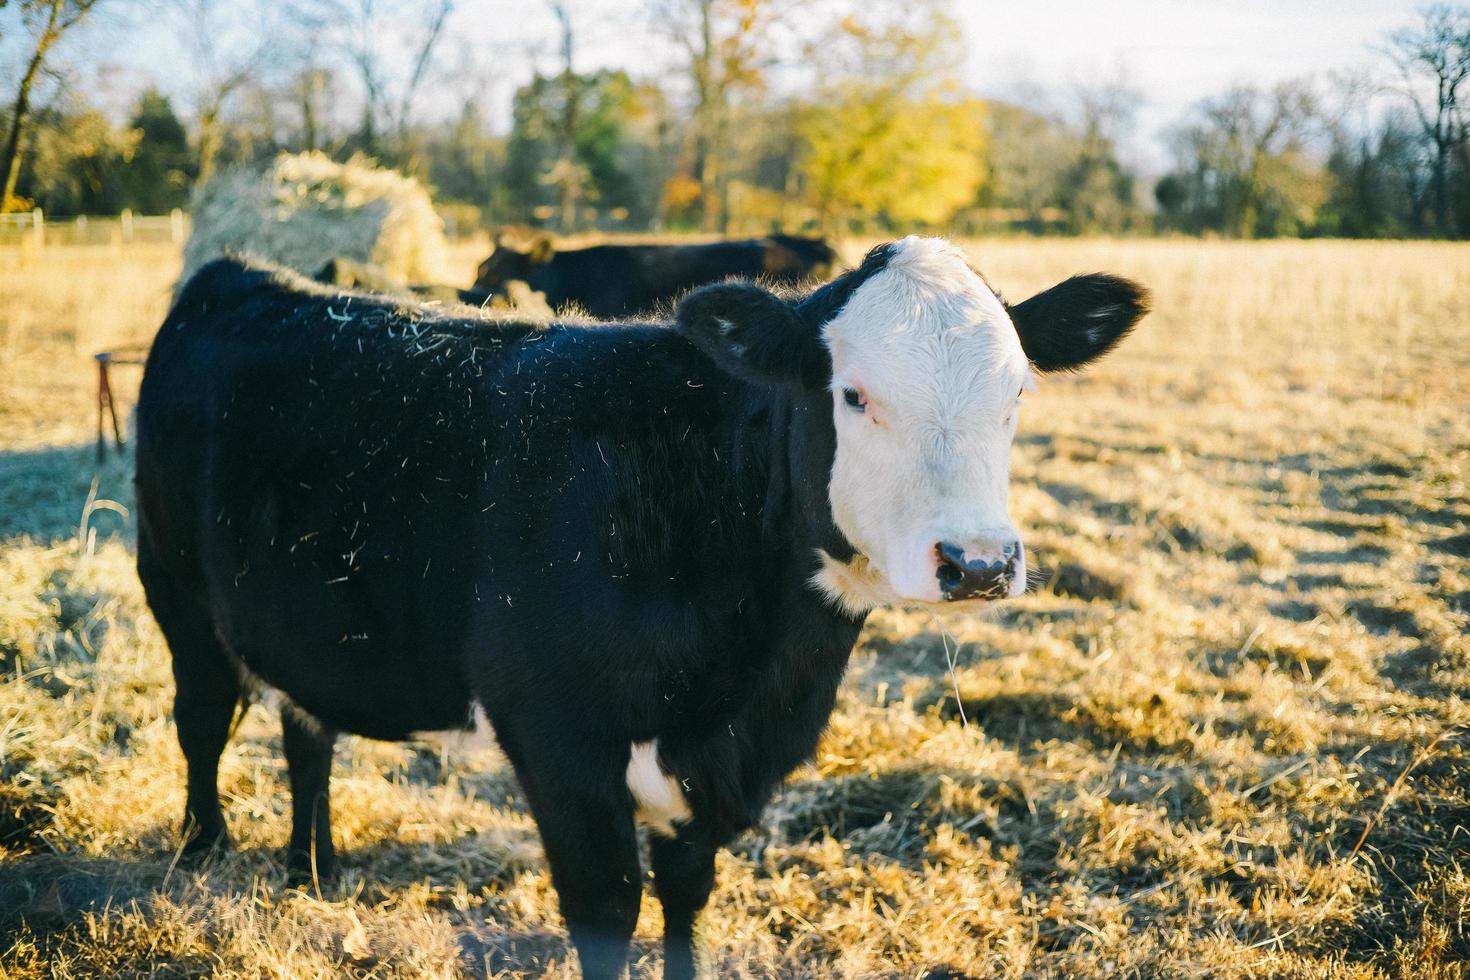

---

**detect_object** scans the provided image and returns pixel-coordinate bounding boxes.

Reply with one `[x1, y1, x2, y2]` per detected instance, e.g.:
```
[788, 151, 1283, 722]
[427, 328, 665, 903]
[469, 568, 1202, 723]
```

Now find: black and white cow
[473, 233, 840, 318]
[134, 238, 1147, 979]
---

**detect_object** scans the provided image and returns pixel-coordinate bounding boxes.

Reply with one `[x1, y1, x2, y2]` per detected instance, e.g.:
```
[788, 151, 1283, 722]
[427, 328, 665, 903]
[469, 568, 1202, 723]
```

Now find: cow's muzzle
[935, 540, 1018, 601]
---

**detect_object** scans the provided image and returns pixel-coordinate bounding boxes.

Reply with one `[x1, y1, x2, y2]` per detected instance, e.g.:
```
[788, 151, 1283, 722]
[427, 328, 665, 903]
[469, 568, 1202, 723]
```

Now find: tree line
[2, 0, 1467, 238]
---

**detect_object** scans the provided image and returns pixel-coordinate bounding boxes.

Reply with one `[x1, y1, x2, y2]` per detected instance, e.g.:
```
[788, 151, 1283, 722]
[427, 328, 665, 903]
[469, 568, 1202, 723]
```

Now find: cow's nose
[935, 541, 1018, 600]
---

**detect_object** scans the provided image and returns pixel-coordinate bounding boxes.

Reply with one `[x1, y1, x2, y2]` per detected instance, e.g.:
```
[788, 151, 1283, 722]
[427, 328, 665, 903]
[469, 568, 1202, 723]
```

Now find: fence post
[170, 208, 185, 243]
[121, 208, 133, 243]
[31, 207, 43, 249]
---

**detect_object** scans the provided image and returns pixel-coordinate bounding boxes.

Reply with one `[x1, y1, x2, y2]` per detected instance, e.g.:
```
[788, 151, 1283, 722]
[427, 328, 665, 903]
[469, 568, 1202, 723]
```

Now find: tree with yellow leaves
[796, 4, 986, 232]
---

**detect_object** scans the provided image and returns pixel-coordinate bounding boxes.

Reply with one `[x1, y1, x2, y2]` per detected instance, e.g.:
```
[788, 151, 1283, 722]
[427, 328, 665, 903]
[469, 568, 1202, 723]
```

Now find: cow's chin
[812, 550, 1021, 616]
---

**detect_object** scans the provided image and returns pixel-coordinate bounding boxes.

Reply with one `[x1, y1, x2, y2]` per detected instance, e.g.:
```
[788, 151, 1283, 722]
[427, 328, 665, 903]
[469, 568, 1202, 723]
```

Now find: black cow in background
[473, 232, 840, 318]
[135, 239, 1147, 978]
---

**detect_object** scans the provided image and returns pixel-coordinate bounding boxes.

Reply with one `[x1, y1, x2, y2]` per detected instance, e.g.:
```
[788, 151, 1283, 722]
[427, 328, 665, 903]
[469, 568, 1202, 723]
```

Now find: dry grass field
[1, 237, 1468, 978]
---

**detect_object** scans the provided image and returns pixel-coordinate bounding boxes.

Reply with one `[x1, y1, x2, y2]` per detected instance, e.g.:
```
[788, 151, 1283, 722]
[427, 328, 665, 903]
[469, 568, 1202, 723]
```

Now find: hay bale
[177, 152, 448, 296]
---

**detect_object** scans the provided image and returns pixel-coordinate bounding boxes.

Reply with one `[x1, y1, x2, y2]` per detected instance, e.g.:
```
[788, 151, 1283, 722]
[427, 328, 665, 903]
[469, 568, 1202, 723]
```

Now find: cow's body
[137, 243, 1147, 978]
[473, 234, 839, 318]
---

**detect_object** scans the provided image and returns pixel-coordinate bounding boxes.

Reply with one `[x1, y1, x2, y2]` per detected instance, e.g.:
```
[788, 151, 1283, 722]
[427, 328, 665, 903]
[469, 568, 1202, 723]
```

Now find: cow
[134, 237, 1148, 979]
[472, 233, 840, 318]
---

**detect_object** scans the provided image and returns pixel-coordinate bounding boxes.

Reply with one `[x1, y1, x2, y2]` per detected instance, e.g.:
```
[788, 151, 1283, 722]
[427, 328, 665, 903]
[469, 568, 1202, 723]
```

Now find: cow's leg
[281, 710, 337, 885]
[171, 642, 239, 853]
[515, 750, 642, 979]
[144, 558, 239, 855]
[650, 836, 718, 980]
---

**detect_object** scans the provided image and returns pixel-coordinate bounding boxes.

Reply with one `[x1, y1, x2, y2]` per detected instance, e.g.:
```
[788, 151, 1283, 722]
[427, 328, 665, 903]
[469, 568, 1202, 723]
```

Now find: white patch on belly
[626, 740, 690, 837]
[411, 702, 501, 754]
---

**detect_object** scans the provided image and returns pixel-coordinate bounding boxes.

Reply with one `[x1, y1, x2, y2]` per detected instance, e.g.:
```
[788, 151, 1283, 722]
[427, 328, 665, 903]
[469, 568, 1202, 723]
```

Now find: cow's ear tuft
[676, 283, 826, 388]
[1008, 273, 1149, 372]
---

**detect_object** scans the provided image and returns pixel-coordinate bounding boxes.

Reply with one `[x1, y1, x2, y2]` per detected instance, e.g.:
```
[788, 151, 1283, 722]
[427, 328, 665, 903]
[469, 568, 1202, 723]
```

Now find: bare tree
[174, 0, 275, 185]
[1063, 79, 1143, 233]
[1073, 79, 1141, 157]
[647, 0, 781, 231]
[393, 0, 452, 146]
[0, 0, 106, 208]
[1162, 81, 1326, 237]
[329, 0, 454, 162]
[544, 0, 588, 230]
[291, 65, 331, 152]
[1383, 4, 1470, 234]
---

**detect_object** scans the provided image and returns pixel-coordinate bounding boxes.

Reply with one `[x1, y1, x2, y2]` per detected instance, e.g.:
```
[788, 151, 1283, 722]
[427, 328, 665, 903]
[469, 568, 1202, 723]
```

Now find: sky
[949, 0, 1418, 167]
[11, 0, 1424, 172]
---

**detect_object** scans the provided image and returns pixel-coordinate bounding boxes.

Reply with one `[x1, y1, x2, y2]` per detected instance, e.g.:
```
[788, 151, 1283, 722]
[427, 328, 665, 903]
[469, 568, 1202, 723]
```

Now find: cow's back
[528, 243, 767, 317]
[525, 240, 835, 318]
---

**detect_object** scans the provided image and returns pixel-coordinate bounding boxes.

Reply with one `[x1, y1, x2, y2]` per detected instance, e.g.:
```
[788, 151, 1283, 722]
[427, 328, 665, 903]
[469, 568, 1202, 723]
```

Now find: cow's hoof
[285, 853, 339, 890]
[179, 823, 231, 860]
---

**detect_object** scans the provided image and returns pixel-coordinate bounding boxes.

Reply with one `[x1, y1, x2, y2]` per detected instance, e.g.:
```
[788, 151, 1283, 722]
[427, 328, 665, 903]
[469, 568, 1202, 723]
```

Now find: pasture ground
[1, 238, 1468, 978]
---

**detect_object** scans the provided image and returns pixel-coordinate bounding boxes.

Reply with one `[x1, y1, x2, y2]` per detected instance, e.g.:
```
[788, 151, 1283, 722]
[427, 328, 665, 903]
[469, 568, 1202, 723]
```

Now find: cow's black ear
[676, 283, 826, 388]
[1008, 273, 1149, 372]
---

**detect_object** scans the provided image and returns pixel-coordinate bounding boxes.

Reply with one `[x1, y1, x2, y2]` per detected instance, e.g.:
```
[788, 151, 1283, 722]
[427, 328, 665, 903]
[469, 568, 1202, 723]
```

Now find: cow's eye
[842, 387, 866, 412]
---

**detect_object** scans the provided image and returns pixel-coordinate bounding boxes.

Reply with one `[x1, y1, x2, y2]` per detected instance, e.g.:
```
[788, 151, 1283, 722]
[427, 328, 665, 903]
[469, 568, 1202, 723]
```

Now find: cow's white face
[674, 235, 1149, 617]
[820, 237, 1031, 609]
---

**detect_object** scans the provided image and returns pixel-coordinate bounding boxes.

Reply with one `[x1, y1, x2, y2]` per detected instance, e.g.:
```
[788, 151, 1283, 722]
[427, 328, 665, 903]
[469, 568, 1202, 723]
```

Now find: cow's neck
[762, 386, 857, 564]
[715, 385, 870, 819]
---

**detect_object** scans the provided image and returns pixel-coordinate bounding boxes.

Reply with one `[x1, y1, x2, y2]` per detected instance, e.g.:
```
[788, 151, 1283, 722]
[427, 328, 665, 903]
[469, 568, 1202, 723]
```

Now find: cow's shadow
[0, 850, 171, 939]
[0, 442, 135, 545]
[1, 827, 763, 978]
[0, 832, 587, 976]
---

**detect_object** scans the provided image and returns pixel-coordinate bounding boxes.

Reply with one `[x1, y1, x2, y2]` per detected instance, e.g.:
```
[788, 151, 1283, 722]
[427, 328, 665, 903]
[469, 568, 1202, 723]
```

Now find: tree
[172, 0, 275, 186]
[1157, 81, 1328, 237]
[427, 97, 503, 219]
[544, 0, 588, 230]
[118, 89, 191, 212]
[799, 89, 985, 231]
[1316, 73, 1424, 238]
[324, 0, 455, 165]
[795, 4, 986, 232]
[648, 0, 783, 231]
[1383, 4, 1470, 235]
[15, 98, 137, 214]
[1319, 110, 1422, 237]
[1, 0, 107, 210]
[1057, 83, 1142, 234]
[980, 102, 1077, 231]
[503, 68, 646, 227]
[290, 66, 334, 154]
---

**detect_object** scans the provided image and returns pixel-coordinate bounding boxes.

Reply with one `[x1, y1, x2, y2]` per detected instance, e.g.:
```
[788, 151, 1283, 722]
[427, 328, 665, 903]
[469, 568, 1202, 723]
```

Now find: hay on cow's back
[177, 152, 448, 296]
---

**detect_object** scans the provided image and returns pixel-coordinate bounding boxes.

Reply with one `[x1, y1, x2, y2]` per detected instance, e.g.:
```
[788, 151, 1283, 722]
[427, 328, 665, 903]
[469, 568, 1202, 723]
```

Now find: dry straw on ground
[178, 152, 450, 293]
[1, 238, 1468, 977]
